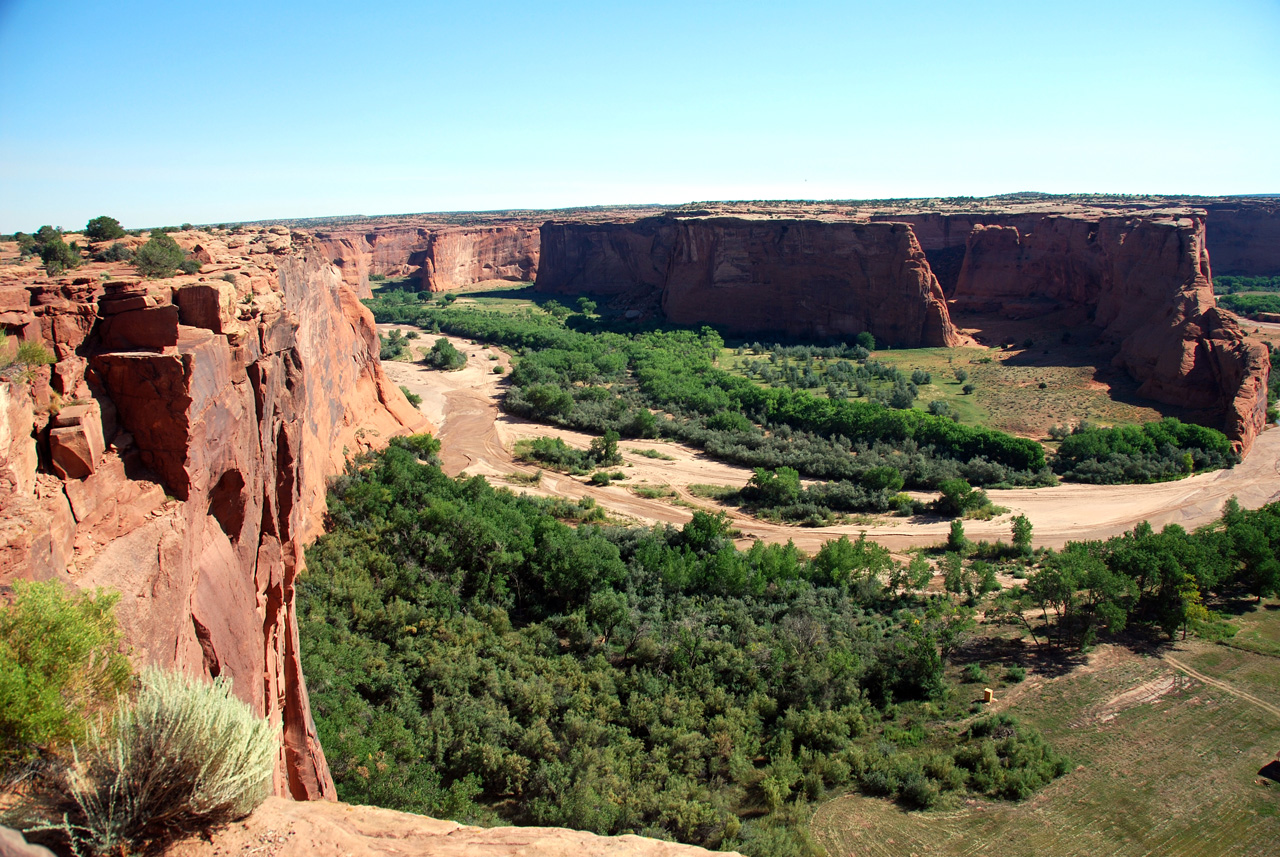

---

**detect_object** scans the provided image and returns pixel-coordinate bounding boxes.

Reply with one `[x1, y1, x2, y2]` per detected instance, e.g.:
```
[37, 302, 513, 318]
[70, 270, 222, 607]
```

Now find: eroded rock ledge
[0, 227, 426, 798]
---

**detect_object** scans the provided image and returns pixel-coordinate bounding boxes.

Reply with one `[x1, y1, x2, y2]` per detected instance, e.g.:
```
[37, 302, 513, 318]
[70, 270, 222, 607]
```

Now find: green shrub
[962, 663, 987, 684]
[0, 581, 131, 766]
[399, 385, 422, 407]
[94, 242, 134, 263]
[492, 364, 504, 374]
[133, 233, 187, 278]
[39, 236, 81, 275]
[84, 216, 126, 242]
[1005, 665, 1027, 682]
[220, 272, 237, 284]
[423, 337, 466, 370]
[178, 259, 202, 275]
[25, 669, 276, 855]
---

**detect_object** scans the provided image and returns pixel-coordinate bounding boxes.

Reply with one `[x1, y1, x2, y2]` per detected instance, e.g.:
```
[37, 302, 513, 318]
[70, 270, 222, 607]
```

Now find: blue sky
[0, 0, 1277, 232]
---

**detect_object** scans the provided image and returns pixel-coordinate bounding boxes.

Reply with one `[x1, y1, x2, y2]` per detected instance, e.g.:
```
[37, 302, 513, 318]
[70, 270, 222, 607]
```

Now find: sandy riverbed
[377, 325, 1280, 551]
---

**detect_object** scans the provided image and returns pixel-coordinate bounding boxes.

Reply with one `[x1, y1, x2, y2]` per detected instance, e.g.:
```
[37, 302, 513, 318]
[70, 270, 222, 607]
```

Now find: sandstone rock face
[663, 219, 959, 345]
[952, 214, 1271, 452]
[537, 219, 675, 296]
[164, 797, 736, 857]
[0, 230, 428, 801]
[538, 217, 960, 347]
[1199, 200, 1280, 276]
[422, 227, 539, 290]
[314, 225, 538, 295]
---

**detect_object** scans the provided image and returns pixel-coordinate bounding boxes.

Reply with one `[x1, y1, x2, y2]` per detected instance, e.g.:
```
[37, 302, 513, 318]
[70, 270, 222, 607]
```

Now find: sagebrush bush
[0, 581, 131, 767]
[29, 669, 277, 855]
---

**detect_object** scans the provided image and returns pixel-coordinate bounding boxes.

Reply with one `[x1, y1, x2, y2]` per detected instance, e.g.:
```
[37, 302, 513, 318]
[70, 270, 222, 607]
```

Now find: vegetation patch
[1050, 418, 1237, 484]
[298, 437, 1071, 856]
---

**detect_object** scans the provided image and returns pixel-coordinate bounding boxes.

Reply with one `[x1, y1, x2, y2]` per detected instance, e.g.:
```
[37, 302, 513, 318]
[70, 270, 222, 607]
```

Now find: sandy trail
[377, 325, 1280, 551]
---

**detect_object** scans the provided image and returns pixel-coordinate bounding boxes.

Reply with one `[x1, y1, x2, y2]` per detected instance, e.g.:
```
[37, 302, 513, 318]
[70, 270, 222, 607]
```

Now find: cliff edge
[0, 227, 427, 798]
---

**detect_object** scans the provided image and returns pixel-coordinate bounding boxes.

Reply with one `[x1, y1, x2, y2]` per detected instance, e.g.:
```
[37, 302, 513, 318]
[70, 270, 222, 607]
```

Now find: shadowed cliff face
[951, 214, 1270, 452]
[662, 219, 959, 346]
[1199, 201, 1280, 276]
[0, 229, 427, 799]
[537, 217, 961, 347]
[314, 225, 538, 295]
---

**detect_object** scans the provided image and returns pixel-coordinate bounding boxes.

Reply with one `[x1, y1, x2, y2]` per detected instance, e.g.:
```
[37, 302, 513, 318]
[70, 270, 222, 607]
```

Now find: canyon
[0, 193, 1275, 855]
[312, 222, 539, 296]
[530, 198, 1272, 452]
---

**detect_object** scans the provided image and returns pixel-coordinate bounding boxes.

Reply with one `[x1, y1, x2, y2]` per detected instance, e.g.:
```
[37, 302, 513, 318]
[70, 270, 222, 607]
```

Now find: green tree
[133, 232, 187, 277]
[587, 429, 621, 466]
[947, 519, 969, 553]
[39, 236, 81, 275]
[855, 331, 875, 350]
[746, 466, 802, 507]
[543, 300, 571, 319]
[84, 215, 126, 241]
[424, 337, 466, 370]
[1011, 514, 1033, 555]
[577, 297, 597, 316]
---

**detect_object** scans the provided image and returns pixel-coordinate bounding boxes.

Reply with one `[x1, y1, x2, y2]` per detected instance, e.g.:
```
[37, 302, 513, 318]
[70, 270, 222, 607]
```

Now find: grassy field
[719, 340, 1169, 439]
[810, 599, 1280, 857]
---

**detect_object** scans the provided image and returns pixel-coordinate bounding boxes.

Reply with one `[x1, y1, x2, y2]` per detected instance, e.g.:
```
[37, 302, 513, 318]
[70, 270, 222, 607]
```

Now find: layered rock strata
[538, 217, 961, 347]
[951, 214, 1270, 452]
[314, 225, 538, 295]
[0, 228, 427, 799]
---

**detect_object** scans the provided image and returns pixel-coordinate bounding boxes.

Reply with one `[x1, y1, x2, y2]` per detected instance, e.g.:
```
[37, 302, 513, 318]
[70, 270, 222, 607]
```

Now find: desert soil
[378, 326, 1280, 551]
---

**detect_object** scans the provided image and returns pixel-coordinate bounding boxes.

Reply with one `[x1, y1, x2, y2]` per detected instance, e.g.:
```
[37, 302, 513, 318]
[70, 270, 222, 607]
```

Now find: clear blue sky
[1, 0, 1277, 232]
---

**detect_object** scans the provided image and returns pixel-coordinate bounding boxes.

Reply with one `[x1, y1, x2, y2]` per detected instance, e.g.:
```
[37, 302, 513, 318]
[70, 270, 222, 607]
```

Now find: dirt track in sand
[378, 325, 1280, 552]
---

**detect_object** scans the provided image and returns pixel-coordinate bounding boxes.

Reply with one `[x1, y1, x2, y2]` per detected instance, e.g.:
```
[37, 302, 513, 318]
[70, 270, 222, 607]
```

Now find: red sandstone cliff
[537, 217, 960, 347]
[662, 218, 958, 346]
[1199, 200, 1280, 276]
[952, 214, 1270, 451]
[0, 228, 427, 799]
[314, 225, 538, 295]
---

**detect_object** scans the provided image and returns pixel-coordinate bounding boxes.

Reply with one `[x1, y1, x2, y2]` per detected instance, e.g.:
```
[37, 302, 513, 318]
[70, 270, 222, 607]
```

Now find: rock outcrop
[538, 216, 961, 347]
[0, 229, 427, 800]
[952, 213, 1270, 451]
[164, 797, 735, 857]
[314, 225, 538, 295]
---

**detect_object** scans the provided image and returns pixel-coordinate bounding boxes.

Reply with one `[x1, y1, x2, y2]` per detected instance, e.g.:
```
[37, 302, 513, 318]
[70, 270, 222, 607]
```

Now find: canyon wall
[314, 225, 538, 295]
[952, 214, 1270, 451]
[537, 217, 960, 347]
[1199, 200, 1280, 276]
[0, 229, 427, 799]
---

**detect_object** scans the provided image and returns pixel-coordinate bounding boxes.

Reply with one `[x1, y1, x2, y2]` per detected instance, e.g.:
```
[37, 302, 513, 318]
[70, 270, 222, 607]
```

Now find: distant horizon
[10, 190, 1280, 235]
